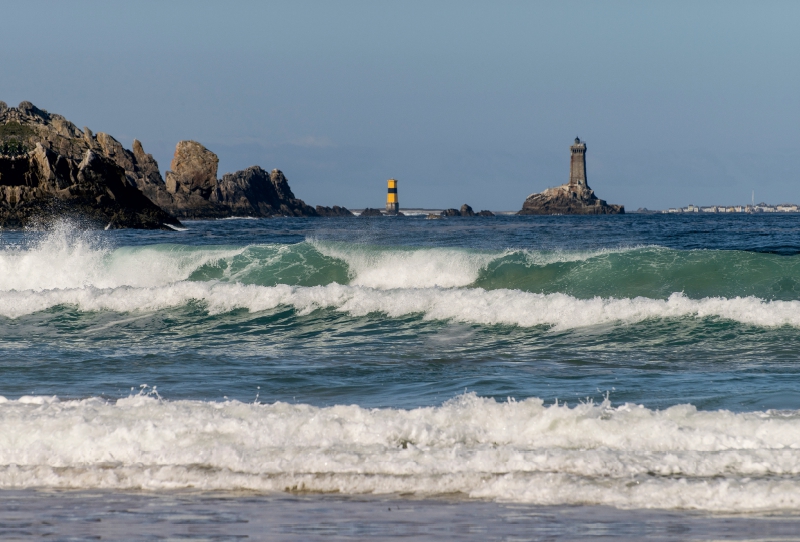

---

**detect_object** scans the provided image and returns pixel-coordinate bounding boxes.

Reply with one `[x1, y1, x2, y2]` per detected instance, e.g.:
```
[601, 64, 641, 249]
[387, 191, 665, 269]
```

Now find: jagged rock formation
[0, 101, 181, 229]
[518, 184, 624, 215]
[144, 141, 320, 219]
[518, 138, 624, 215]
[216, 167, 318, 217]
[439, 204, 495, 217]
[316, 205, 354, 217]
[165, 140, 218, 198]
[517, 184, 625, 215]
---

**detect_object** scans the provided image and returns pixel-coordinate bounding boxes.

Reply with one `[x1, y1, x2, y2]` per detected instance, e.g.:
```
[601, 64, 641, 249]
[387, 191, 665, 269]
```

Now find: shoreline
[3, 489, 800, 540]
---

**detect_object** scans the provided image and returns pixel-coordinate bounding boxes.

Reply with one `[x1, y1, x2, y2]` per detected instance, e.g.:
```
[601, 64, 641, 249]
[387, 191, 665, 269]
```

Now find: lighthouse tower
[386, 179, 399, 214]
[569, 137, 589, 189]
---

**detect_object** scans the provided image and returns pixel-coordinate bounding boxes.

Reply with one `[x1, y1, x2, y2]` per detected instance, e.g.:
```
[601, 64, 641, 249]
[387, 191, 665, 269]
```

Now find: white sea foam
[0, 224, 244, 291]
[312, 242, 500, 288]
[311, 240, 645, 289]
[1, 230, 796, 328]
[2, 280, 800, 329]
[1, 393, 800, 511]
[514, 245, 654, 267]
[0, 224, 652, 294]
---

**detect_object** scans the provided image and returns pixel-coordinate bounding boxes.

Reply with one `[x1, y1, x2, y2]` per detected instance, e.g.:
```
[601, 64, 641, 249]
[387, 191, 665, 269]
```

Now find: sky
[2, 0, 799, 210]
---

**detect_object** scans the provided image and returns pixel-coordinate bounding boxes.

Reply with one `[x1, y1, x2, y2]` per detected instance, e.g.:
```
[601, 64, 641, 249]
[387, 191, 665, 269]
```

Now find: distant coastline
[634, 203, 800, 214]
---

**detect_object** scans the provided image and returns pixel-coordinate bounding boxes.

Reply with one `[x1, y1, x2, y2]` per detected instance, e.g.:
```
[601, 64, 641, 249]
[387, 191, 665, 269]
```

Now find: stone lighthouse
[517, 136, 624, 214]
[569, 137, 588, 189]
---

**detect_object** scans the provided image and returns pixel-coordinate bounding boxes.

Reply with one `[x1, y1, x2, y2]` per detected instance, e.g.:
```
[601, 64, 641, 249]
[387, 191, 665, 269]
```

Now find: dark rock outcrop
[316, 205, 354, 217]
[359, 208, 383, 217]
[216, 167, 318, 217]
[460, 204, 476, 217]
[0, 102, 181, 229]
[439, 205, 493, 217]
[518, 184, 624, 215]
[152, 142, 320, 219]
[165, 140, 218, 198]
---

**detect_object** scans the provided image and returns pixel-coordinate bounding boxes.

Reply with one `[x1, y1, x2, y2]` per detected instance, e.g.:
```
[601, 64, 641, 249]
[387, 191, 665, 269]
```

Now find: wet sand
[2, 490, 800, 541]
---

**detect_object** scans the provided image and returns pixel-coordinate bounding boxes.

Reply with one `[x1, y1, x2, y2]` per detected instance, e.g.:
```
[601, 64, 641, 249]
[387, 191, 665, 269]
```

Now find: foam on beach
[2, 392, 800, 511]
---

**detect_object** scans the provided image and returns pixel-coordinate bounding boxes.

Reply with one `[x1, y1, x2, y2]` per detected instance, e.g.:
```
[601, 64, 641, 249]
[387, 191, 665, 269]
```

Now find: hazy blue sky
[2, 1, 798, 210]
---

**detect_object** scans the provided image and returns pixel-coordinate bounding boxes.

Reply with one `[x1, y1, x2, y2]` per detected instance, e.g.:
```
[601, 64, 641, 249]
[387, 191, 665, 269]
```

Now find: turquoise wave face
[154, 242, 800, 301]
[185, 243, 351, 287]
[475, 246, 800, 300]
[4, 229, 800, 301]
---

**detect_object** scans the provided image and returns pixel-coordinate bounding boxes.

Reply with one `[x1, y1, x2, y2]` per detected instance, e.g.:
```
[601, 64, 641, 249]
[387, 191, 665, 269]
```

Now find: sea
[3, 213, 800, 540]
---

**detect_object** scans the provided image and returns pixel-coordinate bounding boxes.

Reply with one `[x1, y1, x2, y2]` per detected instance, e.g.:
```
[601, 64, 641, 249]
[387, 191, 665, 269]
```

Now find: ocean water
[3, 214, 800, 538]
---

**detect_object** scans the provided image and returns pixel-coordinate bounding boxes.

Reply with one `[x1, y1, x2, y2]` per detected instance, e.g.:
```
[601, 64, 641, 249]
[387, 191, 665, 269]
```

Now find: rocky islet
[439, 204, 494, 217]
[518, 137, 623, 215]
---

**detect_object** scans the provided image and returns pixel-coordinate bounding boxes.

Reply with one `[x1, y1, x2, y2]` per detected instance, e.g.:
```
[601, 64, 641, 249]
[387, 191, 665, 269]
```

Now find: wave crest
[2, 281, 800, 330]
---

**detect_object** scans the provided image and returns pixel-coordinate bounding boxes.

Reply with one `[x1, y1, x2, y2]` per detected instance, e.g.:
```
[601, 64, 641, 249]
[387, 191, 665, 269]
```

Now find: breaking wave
[2, 392, 800, 511]
[3, 282, 800, 330]
[2, 225, 800, 328]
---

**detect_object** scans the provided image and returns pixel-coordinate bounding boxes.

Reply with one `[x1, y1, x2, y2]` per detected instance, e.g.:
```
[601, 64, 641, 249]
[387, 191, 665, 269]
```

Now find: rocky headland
[0, 102, 352, 228]
[0, 101, 181, 229]
[518, 138, 624, 215]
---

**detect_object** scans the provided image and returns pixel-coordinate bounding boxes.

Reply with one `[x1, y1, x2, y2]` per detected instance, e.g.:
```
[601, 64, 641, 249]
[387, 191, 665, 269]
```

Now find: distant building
[658, 202, 800, 214]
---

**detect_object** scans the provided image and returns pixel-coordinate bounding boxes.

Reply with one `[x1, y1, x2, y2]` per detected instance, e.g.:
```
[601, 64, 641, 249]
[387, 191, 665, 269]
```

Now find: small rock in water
[460, 204, 476, 217]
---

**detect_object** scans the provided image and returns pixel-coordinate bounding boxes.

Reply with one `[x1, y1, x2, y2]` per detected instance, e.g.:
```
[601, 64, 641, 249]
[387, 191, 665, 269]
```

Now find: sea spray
[311, 240, 502, 288]
[0, 223, 244, 291]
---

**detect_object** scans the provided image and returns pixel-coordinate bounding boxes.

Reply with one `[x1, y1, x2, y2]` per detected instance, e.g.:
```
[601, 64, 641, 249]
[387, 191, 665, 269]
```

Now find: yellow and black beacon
[386, 178, 399, 214]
